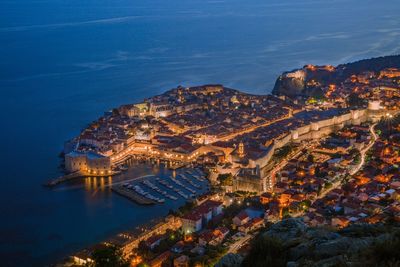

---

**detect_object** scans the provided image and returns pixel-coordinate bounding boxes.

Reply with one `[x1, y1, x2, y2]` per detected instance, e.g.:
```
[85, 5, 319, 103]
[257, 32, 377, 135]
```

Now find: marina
[141, 180, 178, 201]
[178, 174, 201, 189]
[127, 183, 165, 204]
[107, 163, 210, 206]
[156, 178, 189, 200]
[169, 176, 196, 195]
[187, 169, 206, 181]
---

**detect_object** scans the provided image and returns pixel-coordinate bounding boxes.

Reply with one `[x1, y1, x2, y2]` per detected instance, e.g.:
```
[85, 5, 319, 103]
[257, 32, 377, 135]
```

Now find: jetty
[142, 180, 178, 201]
[112, 185, 156, 205]
[44, 170, 119, 187]
[168, 162, 189, 170]
[169, 176, 196, 194]
[179, 174, 201, 188]
[43, 171, 85, 187]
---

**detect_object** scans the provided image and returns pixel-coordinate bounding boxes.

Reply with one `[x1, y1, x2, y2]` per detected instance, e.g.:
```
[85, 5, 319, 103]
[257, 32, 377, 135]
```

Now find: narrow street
[215, 113, 292, 143]
[270, 123, 379, 220]
[227, 234, 253, 254]
[350, 123, 378, 175]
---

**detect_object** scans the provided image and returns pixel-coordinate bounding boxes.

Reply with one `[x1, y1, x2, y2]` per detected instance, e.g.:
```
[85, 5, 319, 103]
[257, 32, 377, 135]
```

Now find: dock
[43, 171, 86, 187]
[168, 162, 189, 170]
[111, 185, 156, 205]
[43, 170, 119, 187]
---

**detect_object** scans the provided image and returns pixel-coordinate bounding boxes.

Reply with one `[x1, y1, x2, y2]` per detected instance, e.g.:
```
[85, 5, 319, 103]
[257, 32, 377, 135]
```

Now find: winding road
[350, 123, 378, 175]
[227, 234, 253, 254]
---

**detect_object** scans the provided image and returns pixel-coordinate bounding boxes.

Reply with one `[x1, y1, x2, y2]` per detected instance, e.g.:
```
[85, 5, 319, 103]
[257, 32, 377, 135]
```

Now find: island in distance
[56, 55, 400, 267]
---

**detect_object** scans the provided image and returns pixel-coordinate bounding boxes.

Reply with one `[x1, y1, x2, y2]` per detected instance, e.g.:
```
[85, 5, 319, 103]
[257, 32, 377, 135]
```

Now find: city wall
[255, 109, 369, 170]
[66, 107, 380, 177]
[234, 108, 379, 192]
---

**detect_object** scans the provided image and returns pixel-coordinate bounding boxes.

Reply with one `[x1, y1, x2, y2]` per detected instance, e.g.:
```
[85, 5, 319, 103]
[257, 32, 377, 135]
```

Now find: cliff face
[272, 70, 306, 97]
[272, 66, 338, 98]
[272, 54, 400, 98]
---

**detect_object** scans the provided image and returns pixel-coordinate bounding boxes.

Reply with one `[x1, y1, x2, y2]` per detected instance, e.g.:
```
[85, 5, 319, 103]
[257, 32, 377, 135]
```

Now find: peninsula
[58, 55, 400, 267]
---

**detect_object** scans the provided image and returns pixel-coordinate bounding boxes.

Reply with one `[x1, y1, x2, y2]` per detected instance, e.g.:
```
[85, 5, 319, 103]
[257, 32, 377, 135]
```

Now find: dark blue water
[1, 0, 400, 265]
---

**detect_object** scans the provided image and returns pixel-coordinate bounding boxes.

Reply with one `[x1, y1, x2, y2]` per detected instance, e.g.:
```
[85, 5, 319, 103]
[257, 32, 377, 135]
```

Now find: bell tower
[238, 142, 244, 158]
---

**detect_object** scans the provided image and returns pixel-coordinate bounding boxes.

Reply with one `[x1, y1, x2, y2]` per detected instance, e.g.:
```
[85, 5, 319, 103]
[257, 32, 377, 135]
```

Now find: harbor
[44, 154, 194, 189]
[44, 153, 210, 209]
[112, 166, 210, 205]
[43, 170, 120, 187]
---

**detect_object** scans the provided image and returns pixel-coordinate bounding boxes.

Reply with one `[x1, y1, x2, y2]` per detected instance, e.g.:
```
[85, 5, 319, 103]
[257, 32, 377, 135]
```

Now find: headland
[55, 55, 400, 267]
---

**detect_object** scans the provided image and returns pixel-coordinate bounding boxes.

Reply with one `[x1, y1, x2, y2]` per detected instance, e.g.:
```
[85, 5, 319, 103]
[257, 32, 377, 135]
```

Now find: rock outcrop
[234, 218, 400, 267]
[272, 55, 400, 98]
[215, 253, 243, 267]
[272, 70, 306, 97]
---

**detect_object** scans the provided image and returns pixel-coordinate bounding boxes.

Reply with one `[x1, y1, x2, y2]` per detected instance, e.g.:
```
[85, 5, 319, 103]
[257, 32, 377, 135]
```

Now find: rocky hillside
[272, 55, 400, 97]
[217, 218, 400, 267]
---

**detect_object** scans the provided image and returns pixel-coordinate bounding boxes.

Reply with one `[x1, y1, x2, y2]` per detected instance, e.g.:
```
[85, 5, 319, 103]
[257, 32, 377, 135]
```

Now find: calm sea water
[1, 0, 400, 265]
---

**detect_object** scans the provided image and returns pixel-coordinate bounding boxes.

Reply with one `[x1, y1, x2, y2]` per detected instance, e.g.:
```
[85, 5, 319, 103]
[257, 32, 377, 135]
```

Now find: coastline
[53, 55, 400, 266]
[48, 161, 209, 266]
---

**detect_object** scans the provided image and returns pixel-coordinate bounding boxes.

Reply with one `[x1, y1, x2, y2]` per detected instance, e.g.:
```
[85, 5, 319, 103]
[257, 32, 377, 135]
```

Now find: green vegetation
[274, 144, 294, 161]
[338, 224, 389, 238]
[217, 173, 233, 186]
[347, 92, 365, 107]
[235, 190, 256, 196]
[323, 181, 333, 190]
[168, 201, 196, 217]
[282, 207, 291, 219]
[299, 199, 311, 210]
[364, 231, 400, 266]
[88, 245, 129, 267]
[220, 203, 243, 229]
[190, 245, 228, 267]
[137, 241, 155, 260]
[153, 229, 183, 254]
[241, 236, 287, 267]
[174, 201, 196, 217]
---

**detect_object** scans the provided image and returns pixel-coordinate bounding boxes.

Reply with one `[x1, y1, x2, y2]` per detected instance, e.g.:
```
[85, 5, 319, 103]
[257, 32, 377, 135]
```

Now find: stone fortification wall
[234, 108, 377, 192]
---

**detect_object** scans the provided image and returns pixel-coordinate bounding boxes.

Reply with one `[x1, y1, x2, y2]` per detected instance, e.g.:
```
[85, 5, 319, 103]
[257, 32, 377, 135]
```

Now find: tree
[112, 108, 120, 116]
[90, 245, 129, 267]
[324, 181, 333, 190]
[217, 173, 233, 186]
[300, 200, 311, 209]
[367, 231, 400, 266]
[347, 93, 364, 108]
[241, 236, 287, 267]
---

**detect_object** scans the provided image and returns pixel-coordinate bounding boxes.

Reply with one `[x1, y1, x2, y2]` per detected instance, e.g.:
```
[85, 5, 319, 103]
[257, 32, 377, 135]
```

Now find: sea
[1, 0, 400, 265]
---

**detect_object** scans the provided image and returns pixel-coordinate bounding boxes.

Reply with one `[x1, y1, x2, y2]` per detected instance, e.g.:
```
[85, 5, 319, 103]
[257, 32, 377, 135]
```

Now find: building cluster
[63, 84, 301, 175]
[71, 215, 182, 266]
[308, 67, 400, 111]
[63, 77, 392, 195]
[65, 64, 400, 267]
[232, 209, 265, 234]
[181, 199, 223, 234]
[71, 193, 249, 266]
[303, 131, 400, 228]
[122, 194, 266, 267]
[260, 124, 373, 221]
[230, 108, 369, 192]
